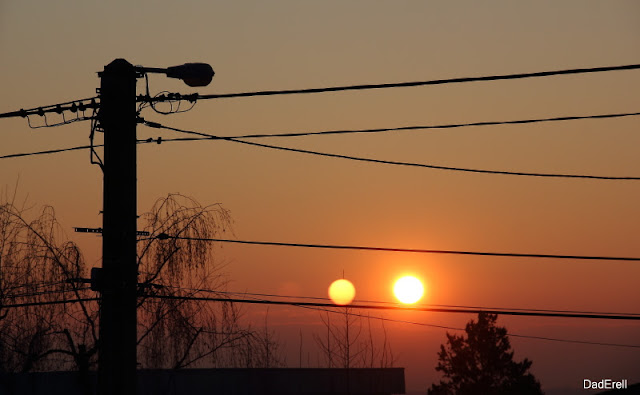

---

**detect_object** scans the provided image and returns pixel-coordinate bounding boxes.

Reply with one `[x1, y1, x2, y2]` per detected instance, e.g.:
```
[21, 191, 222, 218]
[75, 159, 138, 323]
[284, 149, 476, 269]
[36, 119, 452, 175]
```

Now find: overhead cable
[295, 303, 640, 349]
[228, 111, 640, 139]
[159, 284, 640, 348]
[4, 287, 92, 300]
[3, 109, 638, 166]
[0, 97, 99, 120]
[155, 284, 640, 318]
[0, 145, 96, 160]
[137, 63, 640, 103]
[154, 234, 640, 262]
[0, 297, 99, 309]
[142, 121, 640, 180]
[143, 294, 640, 321]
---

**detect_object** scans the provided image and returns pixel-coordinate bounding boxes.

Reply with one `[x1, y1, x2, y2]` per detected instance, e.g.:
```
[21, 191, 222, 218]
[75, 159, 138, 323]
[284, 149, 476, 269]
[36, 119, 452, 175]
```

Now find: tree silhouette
[0, 192, 282, 381]
[136, 194, 283, 369]
[428, 312, 543, 395]
[314, 308, 395, 369]
[0, 196, 96, 375]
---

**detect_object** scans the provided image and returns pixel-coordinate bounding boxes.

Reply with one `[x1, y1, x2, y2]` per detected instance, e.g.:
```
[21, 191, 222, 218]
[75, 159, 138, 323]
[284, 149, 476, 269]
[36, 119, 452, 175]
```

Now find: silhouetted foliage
[136, 194, 283, 369]
[0, 194, 96, 375]
[427, 313, 543, 395]
[0, 192, 282, 379]
[314, 309, 395, 369]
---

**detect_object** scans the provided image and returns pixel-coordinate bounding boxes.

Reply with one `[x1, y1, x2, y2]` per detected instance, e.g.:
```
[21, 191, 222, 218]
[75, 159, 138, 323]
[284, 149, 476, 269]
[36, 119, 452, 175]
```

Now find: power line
[0, 145, 96, 160]
[143, 122, 640, 180]
[0, 97, 99, 120]
[226, 111, 640, 139]
[143, 294, 640, 320]
[5, 286, 92, 300]
[3, 109, 639, 163]
[295, 303, 640, 349]
[2, 65, 638, 121]
[3, 279, 70, 291]
[149, 285, 640, 348]
[155, 283, 640, 323]
[181, 285, 640, 348]
[137, 63, 640, 103]
[6, 284, 634, 348]
[0, 297, 99, 309]
[3, 64, 635, 120]
[156, 234, 640, 262]
[122, 283, 640, 348]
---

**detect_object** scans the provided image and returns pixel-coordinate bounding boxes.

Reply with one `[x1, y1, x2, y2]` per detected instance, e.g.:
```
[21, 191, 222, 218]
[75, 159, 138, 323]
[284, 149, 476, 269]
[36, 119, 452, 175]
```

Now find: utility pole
[94, 58, 213, 395]
[97, 58, 138, 395]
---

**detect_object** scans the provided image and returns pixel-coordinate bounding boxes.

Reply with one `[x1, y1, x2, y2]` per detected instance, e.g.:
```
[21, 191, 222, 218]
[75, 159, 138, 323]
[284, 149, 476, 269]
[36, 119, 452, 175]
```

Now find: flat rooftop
[1, 367, 406, 395]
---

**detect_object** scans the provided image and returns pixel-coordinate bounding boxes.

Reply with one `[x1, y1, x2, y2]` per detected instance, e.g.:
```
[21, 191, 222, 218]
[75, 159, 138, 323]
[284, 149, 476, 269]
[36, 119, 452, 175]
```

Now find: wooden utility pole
[97, 58, 138, 395]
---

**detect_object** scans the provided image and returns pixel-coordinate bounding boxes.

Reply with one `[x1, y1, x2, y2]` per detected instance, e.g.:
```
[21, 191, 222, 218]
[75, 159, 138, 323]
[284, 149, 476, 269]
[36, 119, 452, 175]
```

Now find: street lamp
[136, 63, 214, 87]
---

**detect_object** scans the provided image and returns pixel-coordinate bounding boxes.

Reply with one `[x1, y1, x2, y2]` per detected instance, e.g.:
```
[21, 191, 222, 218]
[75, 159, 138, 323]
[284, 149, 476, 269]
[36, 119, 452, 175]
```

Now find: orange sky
[1, 2, 640, 392]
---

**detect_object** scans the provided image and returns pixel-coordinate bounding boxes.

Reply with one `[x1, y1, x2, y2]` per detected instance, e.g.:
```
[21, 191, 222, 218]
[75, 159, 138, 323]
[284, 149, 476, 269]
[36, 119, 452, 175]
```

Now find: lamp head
[165, 63, 214, 87]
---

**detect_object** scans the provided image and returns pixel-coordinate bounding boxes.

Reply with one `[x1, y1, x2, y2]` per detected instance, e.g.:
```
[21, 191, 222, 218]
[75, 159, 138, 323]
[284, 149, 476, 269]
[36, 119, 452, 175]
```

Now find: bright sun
[393, 276, 424, 304]
[328, 279, 356, 305]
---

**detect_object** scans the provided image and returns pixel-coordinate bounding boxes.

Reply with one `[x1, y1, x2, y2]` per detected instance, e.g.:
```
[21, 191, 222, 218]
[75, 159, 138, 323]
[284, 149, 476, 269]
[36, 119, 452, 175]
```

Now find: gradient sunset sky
[1, 2, 640, 393]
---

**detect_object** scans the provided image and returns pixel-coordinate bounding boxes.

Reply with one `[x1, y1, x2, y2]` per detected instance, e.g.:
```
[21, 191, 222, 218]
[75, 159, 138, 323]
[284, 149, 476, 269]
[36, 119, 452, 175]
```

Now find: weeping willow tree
[136, 193, 282, 369]
[0, 198, 97, 375]
[0, 192, 282, 378]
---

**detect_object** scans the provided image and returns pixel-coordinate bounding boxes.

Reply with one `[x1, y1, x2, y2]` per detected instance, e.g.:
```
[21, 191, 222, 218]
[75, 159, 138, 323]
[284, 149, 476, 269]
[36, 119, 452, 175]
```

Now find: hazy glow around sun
[393, 276, 424, 304]
[328, 279, 356, 305]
